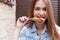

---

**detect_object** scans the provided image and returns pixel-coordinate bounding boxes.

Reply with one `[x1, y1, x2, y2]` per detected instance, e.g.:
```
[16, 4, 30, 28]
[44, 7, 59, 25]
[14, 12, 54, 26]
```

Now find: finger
[18, 17, 23, 22]
[19, 17, 25, 22]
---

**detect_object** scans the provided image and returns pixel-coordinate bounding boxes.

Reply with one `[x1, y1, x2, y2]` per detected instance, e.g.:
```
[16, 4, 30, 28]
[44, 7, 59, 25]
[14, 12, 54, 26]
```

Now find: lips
[36, 14, 46, 18]
[38, 18, 44, 22]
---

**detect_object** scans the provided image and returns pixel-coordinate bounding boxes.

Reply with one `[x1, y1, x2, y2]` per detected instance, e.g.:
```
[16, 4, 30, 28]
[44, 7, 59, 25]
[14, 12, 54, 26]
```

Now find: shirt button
[41, 36, 43, 40]
[34, 37, 39, 40]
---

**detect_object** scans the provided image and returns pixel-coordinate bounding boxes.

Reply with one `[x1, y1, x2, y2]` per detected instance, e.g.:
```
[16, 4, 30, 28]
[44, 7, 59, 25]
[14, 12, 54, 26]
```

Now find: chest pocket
[26, 32, 34, 40]
[26, 32, 40, 40]
[26, 37, 33, 40]
[43, 34, 50, 40]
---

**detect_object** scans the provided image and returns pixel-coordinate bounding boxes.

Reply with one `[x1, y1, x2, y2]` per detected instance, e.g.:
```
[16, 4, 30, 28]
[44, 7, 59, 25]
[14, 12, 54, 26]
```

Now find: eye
[43, 7, 46, 11]
[34, 7, 40, 10]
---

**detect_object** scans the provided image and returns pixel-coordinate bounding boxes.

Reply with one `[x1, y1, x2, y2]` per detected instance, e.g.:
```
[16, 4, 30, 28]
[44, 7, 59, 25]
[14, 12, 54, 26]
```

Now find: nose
[40, 10, 44, 15]
[37, 10, 45, 17]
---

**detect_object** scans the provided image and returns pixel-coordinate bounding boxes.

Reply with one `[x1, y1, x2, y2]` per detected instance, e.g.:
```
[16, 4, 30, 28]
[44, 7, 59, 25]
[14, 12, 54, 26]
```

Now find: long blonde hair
[43, 0, 60, 40]
[28, 0, 60, 40]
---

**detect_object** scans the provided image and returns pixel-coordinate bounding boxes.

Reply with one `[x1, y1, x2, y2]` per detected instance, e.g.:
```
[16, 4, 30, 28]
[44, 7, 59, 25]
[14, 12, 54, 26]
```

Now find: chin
[35, 21, 45, 25]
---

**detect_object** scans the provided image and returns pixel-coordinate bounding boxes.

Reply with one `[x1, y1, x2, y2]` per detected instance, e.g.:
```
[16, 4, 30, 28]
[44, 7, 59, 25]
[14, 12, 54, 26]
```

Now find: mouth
[36, 14, 46, 19]
[31, 15, 46, 22]
[42, 14, 46, 18]
[42, 16, 46, 19]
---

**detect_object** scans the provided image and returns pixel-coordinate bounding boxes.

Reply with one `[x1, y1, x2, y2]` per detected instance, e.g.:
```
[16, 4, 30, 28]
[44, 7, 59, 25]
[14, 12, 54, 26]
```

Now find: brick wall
[16, 0, 32, 20]
[51, 0, 58, 25]
[58, 0, 60, 26]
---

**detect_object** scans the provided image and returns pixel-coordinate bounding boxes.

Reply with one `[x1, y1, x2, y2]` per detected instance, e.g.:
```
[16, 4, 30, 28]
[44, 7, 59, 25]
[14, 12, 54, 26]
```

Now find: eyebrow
[35, 6, 46, 8]
[35, 7, 46, 9]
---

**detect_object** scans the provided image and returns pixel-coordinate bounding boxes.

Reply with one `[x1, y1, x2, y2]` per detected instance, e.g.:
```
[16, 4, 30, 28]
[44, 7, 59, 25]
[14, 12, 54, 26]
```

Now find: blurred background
[0, 0, 59, 40]
[16, 0, 60, 26]
[0, 0, 16, 40]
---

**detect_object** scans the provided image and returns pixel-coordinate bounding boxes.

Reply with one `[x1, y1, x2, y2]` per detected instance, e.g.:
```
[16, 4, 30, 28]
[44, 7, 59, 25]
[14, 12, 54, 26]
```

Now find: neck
[35, 23, 45, 30]
[35, 23, 45, 34]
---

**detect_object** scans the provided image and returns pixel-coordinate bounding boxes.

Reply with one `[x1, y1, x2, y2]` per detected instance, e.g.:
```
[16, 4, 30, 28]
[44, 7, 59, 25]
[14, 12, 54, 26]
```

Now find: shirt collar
[31, 23, 37, 33]
[30, 23, 47, 34]
[41, 25, 47, 34]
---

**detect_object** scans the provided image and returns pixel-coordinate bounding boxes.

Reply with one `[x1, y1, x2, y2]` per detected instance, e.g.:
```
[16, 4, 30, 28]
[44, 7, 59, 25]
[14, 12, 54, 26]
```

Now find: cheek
[33, 10, 39, 17]
[45, 12, 48, 19]
[33, 11, 37, 16]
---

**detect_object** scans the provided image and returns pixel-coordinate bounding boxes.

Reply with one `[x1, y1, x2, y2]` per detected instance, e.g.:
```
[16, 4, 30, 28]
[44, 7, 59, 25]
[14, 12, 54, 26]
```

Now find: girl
[16, 0, 60, 40]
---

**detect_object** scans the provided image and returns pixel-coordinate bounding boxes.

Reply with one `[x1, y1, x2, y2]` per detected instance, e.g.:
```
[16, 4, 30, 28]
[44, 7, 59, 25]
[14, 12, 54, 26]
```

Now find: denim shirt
[19, 24, 51, 40]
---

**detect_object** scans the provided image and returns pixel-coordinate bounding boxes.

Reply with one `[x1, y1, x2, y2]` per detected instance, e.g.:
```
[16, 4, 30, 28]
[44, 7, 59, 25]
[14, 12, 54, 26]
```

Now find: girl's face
[33, 0, 47, 24]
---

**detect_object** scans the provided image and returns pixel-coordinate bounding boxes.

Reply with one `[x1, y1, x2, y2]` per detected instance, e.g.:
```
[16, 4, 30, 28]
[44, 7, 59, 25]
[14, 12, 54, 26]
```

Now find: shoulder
[20, 26, 27, 33]
[19, 26, 28, 36]
[55, 24, 60, 35]
[20, 26, 31, 34]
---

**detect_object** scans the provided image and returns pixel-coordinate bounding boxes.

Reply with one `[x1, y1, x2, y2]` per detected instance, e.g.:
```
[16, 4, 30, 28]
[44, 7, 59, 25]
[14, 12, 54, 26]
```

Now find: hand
[16, 16, 29, 29]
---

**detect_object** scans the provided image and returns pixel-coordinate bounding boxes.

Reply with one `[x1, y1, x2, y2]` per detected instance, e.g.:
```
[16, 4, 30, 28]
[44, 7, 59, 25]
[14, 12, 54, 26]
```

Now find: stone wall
[0, 3, 15, 40]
